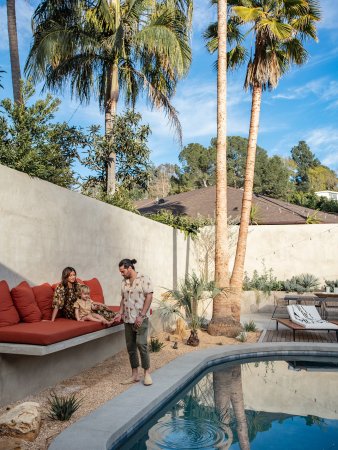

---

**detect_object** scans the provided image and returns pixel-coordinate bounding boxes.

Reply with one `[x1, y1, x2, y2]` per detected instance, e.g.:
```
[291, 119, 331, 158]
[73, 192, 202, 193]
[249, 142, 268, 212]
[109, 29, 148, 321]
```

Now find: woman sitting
[51, 267, 80, 321]
[51, 266, 116, 323]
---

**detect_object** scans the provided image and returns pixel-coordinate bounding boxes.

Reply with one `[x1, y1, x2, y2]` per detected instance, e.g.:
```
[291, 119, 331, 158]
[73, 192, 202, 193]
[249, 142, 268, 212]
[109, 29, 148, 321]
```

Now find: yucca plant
[236, 331, 247, 342]
[243, 321, 257, 332]
[158, 273, 220, 346]
[47, 391, 82, 421]
[149, 337, 165, 353]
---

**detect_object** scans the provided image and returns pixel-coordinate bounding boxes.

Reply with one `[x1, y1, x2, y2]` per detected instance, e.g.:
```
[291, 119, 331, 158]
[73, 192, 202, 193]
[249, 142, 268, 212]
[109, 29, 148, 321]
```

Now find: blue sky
[1, 0, 338, 173]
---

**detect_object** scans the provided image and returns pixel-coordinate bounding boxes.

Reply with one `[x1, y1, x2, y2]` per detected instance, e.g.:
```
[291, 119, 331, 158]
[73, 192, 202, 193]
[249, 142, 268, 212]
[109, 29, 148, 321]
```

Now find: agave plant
[158, 273, 219, 346]
[47, 391, 82, 421]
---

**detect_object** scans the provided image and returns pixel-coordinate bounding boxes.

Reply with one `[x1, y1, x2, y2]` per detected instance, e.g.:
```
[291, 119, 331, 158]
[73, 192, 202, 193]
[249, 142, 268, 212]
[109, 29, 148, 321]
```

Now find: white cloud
[306, 127, 338, 169]
[273, 77, 338, 105]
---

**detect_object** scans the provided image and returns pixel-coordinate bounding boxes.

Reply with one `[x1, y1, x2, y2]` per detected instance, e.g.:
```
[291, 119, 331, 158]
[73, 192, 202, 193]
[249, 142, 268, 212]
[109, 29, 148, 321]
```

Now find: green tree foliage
[291, 140, 320, 191]
[0, 82, 84, 188]
[25, 0, 192, 193]
[81, 110, 150, 207]
[171, 136, 291, 199]
[308, 165, 338, 192]
[176, 142, 216, 190]
[146, 210, 213, 237]
[258, 155, 292, 199]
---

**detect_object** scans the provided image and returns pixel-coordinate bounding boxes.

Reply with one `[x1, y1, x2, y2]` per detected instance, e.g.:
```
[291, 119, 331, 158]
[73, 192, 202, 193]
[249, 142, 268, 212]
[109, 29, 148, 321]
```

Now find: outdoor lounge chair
[274, 305, 338, 341]
[287, 304, 338, 329]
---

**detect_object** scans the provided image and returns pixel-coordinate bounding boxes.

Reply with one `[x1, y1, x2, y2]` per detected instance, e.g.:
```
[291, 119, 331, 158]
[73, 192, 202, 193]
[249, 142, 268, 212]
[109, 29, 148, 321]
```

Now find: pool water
[118, 358, 338, 450]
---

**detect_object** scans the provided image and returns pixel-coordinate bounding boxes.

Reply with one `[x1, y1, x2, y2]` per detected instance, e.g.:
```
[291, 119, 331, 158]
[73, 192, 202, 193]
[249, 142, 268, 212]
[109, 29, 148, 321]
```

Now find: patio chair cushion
[32, 283, 54, 320]
[0, 318, 105, 345]
[11, 281, 42, 323]
[0, 280, 20, 327]
[83, 278, 104, 304]
[287, 304, 338, 329]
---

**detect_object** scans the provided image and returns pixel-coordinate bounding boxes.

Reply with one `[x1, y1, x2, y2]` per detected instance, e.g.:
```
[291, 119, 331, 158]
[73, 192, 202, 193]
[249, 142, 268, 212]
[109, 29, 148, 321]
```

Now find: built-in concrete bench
[0, 324, 125, 407]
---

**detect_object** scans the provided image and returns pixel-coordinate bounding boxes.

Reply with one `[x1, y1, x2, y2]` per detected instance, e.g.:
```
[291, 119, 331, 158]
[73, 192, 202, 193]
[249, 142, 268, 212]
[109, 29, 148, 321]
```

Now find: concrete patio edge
[49, 342, 338, 450]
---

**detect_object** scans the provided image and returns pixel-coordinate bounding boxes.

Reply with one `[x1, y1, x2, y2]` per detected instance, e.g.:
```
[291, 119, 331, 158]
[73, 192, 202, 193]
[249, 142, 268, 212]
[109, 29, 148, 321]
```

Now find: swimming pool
[49, 343, 338, 450]
[118, 357, 338, 449]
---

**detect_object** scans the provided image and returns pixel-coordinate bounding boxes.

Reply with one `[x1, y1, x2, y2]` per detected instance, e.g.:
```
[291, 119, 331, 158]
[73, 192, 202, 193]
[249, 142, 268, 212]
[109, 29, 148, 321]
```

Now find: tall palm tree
[25, 0, 192, 193]
[7, 0, 22, 103]
[206, 0, 321, 336]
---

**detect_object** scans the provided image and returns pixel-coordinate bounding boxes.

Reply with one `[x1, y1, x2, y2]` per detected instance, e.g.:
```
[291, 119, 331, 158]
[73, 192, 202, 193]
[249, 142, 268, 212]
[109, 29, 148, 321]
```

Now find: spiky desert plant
[149, 336, 165, 353]
[47, 391, 82, 421]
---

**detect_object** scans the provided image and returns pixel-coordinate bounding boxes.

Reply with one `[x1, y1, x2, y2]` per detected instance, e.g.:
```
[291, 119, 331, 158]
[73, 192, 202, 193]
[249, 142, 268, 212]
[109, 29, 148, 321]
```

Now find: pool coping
[49, 342, 338, 450]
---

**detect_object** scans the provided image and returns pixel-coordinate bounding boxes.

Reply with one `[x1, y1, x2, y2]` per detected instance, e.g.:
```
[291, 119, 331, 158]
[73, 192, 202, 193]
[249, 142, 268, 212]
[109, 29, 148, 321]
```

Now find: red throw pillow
[83, 278, 104, 303]
[11, 281, 42, 323]
[0, 280, 20, 327]
[32, 283, 54, 320]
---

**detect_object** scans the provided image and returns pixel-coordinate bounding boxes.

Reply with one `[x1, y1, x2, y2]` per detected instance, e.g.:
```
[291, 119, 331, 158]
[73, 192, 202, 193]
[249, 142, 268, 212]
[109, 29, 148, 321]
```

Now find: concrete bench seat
[0, 323, 124, 356]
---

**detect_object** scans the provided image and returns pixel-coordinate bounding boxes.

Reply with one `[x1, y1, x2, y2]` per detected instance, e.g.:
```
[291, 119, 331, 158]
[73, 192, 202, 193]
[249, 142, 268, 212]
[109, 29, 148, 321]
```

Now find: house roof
[136, 186, 338, 225]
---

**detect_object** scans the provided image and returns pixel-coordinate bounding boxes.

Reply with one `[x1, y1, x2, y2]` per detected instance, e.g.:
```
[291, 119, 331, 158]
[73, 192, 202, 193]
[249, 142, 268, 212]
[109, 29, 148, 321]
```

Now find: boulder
[0, 402, 41, 441]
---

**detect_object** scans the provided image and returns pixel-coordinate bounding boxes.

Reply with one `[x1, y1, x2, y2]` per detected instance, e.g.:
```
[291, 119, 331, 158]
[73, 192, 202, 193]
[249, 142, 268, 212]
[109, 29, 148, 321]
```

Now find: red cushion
[32, 283, 54, 320]
[0, 280, 20, 327]
[83, 278, 104, 303]
[0, 318, 120, 345]
[11, 281, 42, 323]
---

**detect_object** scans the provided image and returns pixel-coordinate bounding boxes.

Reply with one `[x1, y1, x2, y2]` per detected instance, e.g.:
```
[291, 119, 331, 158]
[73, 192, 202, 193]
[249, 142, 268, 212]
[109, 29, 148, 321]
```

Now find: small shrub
[149, 337, 164, 352]
[236, 331, 247, 342]
[243, 267, 282, 294]
[243, 321, 258, 332]
[282, 273, 319, 293]
[47, 391, 82, 421]
[324, 280, 338, 292]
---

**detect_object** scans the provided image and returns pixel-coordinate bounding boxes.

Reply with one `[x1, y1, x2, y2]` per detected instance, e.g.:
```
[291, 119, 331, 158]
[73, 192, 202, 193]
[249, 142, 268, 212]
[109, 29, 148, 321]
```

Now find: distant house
[315, 191, 338, 202]
[136, 186, 338, 225]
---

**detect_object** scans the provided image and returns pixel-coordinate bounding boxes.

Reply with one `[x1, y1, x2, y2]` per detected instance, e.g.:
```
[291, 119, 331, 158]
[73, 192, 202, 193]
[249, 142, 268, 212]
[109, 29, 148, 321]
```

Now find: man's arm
[140, 293, 153, 317]
[113, 297, 125, 322]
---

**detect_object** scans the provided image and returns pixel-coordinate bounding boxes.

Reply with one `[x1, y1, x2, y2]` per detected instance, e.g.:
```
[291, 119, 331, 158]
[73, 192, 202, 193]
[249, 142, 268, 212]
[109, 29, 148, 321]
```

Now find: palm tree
[25, 0, 192, 193]
[206, 0, 321, 336]
[7, 0, 22, 103]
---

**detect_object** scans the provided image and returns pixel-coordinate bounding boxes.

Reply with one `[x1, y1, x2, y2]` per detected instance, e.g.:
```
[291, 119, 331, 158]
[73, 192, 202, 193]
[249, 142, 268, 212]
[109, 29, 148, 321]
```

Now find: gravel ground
[0, 330, 260, 450]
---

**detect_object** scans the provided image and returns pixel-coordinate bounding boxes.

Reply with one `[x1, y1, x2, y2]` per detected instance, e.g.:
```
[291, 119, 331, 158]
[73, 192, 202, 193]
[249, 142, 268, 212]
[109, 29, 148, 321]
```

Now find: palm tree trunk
[230, 366, 250, 450]
[208, 0, 237, 336]
[230, 83, 262, 305]
[213, 370, 233, 449]
[7, 0, 22, 104]
[105, 63, 119, 194]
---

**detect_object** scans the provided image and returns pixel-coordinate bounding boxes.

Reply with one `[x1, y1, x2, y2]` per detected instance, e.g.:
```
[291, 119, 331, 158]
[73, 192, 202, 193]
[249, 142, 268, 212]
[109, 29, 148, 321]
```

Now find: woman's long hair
[61, 266, 78, 298]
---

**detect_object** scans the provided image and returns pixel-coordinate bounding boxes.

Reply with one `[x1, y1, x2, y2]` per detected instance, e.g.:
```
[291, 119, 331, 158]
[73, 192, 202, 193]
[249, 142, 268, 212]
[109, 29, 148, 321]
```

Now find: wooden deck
[260, 329, 338, 343]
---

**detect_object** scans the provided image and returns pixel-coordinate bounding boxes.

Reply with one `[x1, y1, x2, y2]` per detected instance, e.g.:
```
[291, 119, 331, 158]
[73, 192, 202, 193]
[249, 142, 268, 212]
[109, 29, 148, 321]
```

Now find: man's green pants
[124, 319, 150, 370]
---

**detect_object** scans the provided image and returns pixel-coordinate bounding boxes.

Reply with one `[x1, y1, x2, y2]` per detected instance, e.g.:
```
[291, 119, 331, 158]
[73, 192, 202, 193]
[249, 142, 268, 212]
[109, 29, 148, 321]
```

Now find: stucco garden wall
[1, 163, 338, 305]
[0, 164, 197, 305]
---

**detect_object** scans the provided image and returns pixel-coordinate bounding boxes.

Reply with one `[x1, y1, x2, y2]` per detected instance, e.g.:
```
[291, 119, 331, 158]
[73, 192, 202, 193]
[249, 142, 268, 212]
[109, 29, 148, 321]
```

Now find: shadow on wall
[0, 263, 34, 289]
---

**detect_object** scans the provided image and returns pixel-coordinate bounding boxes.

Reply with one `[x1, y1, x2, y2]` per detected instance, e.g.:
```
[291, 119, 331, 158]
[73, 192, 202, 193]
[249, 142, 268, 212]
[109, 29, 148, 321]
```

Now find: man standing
[114, 258, 153, 386]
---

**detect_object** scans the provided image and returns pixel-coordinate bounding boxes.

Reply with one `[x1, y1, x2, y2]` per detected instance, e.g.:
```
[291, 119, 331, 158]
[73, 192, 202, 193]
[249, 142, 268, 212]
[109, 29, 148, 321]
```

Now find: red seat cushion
[83, 278, 104, 303]
[0, 280, 20, 327]
[0, 318, 114, 345]
[32, 283, 54, 320]
[11, 281, 42, 323]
